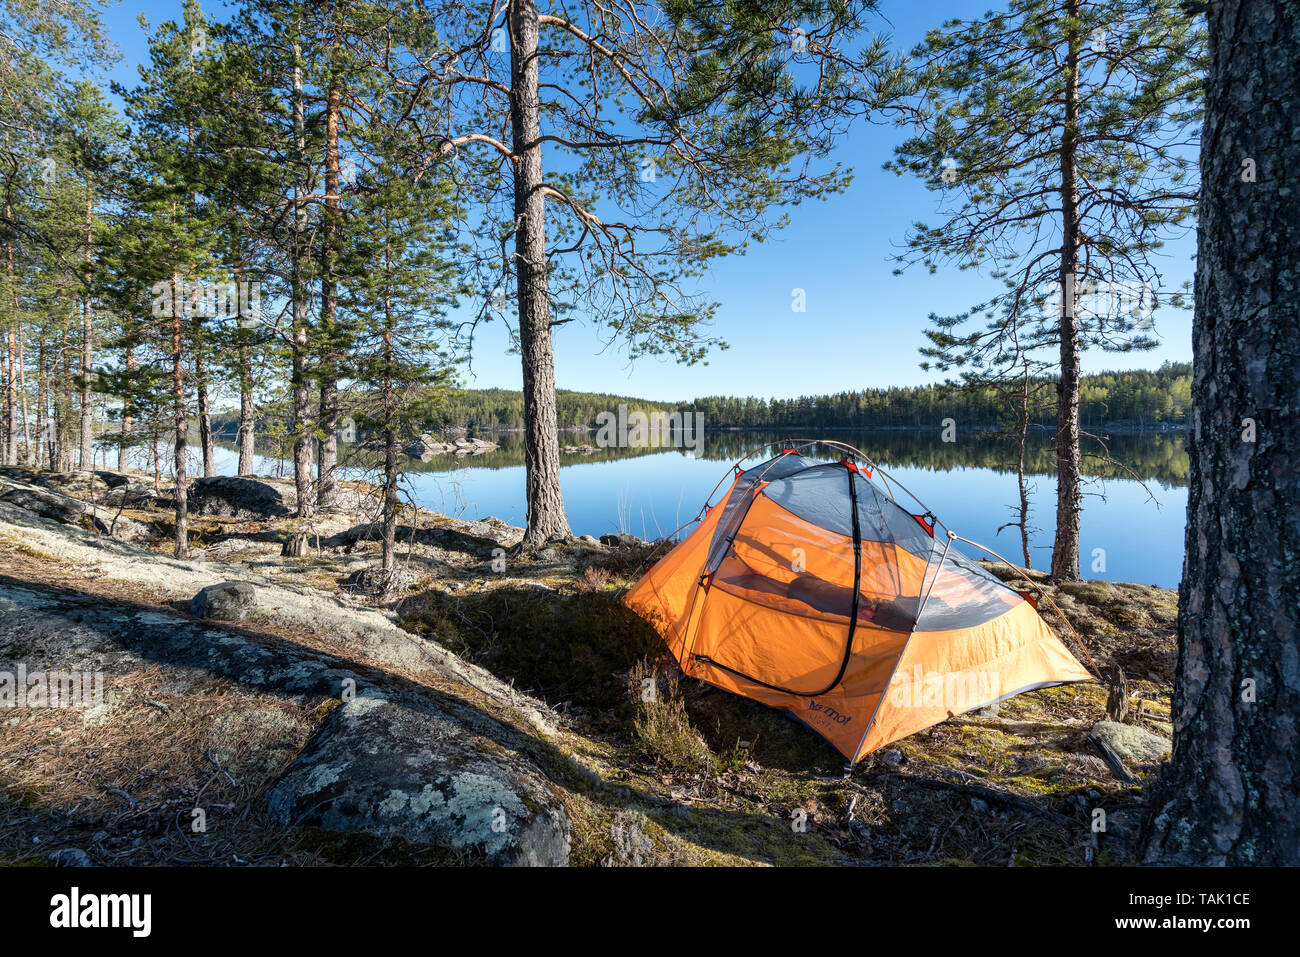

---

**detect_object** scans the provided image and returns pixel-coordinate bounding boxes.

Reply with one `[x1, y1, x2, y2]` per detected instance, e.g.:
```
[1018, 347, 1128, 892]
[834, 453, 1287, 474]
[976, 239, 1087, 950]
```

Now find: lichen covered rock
[264, 694, 571, 866]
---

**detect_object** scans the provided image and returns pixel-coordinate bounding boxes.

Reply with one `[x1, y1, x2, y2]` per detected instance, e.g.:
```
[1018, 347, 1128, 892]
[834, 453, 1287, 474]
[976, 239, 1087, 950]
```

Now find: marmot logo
[808, 700, 851, 725]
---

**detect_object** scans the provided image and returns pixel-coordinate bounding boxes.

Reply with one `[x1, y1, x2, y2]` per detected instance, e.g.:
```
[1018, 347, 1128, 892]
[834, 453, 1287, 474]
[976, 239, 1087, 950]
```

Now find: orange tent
[623, 445, 1093, 764]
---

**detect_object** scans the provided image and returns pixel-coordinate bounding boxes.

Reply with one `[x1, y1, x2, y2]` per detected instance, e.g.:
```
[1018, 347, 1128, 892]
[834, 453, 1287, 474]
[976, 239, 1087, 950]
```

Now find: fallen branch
[1088, 734, 1138, 784]
[882, 770, 1077, 827]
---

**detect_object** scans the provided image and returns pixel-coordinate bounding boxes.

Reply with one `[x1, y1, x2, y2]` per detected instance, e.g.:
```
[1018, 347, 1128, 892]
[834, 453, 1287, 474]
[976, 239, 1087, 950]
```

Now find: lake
[204, 428, 1189, 589]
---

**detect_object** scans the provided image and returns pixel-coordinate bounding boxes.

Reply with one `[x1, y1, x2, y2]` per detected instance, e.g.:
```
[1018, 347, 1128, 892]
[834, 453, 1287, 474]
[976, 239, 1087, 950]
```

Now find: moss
[1058, 581, 1116, 604]
[397, 586, 665, 710]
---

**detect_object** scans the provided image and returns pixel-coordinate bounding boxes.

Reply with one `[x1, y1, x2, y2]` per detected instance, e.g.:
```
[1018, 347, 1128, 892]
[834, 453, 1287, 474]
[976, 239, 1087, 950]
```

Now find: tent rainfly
[623, 445, 1094, 764]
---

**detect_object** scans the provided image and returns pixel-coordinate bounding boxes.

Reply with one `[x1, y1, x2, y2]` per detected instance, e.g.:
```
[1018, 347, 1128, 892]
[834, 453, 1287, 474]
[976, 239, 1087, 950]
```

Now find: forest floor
[0, 467, 1177, 866]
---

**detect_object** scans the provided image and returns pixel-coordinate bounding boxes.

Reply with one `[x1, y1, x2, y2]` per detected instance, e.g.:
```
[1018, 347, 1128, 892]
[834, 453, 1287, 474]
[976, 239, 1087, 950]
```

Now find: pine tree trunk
[233, 260, 255, 476]
[170, 273, 189, 559]
[3, 325, 14, 467]
[381, 296, 397, 580]
[317, 13, 342, 512]
[1141, 0, 1299, 866]
[79, 188, 94, 470]
[17, 324, 31, 466]
[1016, 375, 1032, 569]
[194, 334, 214, 477]
[35, 333, 47, 469]
[286, 36, 315, 557]
[238, 344, 256, 475]
[317, 76, 341, 511]
[1051, 6, 1083, 582]
[56, 315, 73, 472]
[3, 209, 14, 467]
[118, 345, 133, 472]
[510, 0, 571, 547]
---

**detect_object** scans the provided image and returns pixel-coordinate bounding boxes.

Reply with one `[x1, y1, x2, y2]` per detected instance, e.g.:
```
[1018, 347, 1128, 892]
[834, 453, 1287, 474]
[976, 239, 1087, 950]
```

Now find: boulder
[264, 695, 571, 866]
[1090, 720, 1172, 763]
[405, 434, 499, 460]
[345, 564, 414, 595]
[0, 486, 89, 525]
[47, 848, 93, 867]
[600, 533, 642, 548]
[189, 476, 292, 520]
[190, 581, 258, 622]
[94, 473, 157, 507]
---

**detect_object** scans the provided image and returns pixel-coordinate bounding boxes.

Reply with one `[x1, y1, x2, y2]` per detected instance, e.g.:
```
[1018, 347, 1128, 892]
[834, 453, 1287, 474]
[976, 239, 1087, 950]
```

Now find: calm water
[203, 429, 1189, 588]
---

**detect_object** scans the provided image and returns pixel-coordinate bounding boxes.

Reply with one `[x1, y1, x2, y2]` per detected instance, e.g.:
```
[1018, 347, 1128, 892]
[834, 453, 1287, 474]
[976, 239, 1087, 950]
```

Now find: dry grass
[628, 659, 714, 776]
[575, 566, 612, 594]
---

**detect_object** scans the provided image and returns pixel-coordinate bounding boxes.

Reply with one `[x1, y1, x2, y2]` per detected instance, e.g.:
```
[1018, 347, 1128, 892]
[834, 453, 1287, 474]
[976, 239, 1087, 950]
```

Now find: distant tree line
[213, 363, 1191, 444]
[679, 363, 1191, 432]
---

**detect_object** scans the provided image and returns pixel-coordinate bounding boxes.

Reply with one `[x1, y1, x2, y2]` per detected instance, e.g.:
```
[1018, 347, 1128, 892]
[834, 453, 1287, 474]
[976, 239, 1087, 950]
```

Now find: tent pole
[845, 532, 955, 775]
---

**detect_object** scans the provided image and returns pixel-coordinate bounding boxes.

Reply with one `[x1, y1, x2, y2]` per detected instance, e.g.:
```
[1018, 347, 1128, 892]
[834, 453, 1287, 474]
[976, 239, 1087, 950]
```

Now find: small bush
[629, 659, 713, 774]
[576, 566, 611, 594]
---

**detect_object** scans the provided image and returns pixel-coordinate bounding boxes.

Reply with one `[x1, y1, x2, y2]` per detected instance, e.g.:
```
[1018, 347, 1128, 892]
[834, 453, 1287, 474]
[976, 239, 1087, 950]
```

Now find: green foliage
[629, 660, 714, 775]
[887, 0, 1204, 379]
[680, 362, 1193, 430]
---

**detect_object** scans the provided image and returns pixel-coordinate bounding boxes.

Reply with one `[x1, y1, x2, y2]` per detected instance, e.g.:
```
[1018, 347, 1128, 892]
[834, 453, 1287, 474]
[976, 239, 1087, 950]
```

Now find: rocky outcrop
[0, 467, 156, 507]
[265, 694, 571, 866]
[0, 571, 571, 866]
[405, 434, 500, 461]
[327, 515, 522, 558]
[0, 473, 153, 543]
[0, 485, 89, 526]
[0, 497, 576, 863]
[189, 476, 293, 520]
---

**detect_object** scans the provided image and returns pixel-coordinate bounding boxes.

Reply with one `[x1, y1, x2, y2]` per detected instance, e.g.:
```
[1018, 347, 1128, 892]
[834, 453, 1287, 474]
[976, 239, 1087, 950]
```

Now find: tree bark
[286, 34, 315, 557]
[118, 345, 133, 472]
[35, 333, 47, 469]
[238, 343, 256, 475]
[381, 289, 397, 581]
[194, 330, 214, 477]
[1141, 0, 1299, 866]
[1015, 374, 1032, 569]
[170, 271, 190, 559]
[17, 323, 31, 466]
[3, 325, 14, 467]
[232, 258, 256, 476]
[79, 187, 94, 470]
[510, 0, 571, 547]
[317, 34, 342, 511]
[1051, 4, 1083, 582]
[3, 202, 14, 467]
[55, 314, 73, 472]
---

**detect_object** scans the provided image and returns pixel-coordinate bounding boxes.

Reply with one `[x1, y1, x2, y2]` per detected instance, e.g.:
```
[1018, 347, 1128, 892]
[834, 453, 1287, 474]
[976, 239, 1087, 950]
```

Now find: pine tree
[400, 0, 909, 546]
[887, 0, 1203, 580]
[116, 4, 228, 555]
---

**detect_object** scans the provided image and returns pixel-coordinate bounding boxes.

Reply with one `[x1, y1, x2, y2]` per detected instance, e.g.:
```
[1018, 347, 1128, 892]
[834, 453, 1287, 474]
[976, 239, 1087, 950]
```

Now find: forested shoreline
[211, 362, 1192, 438]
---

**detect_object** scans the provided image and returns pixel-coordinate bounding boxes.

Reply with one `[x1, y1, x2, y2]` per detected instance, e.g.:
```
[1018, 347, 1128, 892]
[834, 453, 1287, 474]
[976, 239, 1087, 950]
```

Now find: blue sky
[94, 0, 1198, 403]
